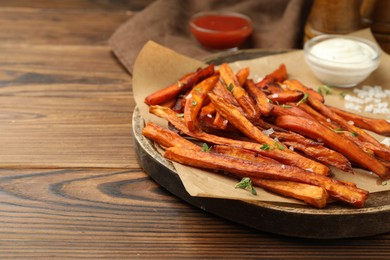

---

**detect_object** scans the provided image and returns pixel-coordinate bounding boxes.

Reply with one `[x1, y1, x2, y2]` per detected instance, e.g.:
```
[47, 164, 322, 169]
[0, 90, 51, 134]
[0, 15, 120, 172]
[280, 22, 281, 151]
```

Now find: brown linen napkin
[109, 0, 312, 74]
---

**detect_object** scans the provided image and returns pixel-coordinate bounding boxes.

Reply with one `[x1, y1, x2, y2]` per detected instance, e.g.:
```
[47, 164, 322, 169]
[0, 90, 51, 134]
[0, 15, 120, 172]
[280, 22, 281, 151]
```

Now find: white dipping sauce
[304, 36, 381, 87]
[309, 38, 377, 65]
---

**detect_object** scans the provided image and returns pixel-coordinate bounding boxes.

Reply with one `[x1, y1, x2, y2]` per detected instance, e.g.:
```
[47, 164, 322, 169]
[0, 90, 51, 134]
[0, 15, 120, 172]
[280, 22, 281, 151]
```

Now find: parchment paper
[133, 29, 390, 205]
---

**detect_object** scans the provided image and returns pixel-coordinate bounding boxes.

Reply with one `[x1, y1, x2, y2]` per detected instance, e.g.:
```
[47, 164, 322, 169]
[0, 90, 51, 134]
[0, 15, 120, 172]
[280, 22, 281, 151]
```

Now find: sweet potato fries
[143, 63, 390, 209]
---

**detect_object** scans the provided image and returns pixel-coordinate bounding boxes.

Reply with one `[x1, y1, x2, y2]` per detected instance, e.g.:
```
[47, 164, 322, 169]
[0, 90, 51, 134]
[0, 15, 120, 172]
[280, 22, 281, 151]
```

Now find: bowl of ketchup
[189, 12, 253, 50]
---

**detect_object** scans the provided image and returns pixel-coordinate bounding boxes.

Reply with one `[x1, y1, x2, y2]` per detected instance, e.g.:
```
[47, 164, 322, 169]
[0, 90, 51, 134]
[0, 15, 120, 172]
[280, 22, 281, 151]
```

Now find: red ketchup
[189, 12, 253, 50]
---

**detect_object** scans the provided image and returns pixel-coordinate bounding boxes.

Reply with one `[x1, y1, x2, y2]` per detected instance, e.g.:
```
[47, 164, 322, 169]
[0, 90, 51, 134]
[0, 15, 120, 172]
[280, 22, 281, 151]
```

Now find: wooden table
[1, 1, 390, 259]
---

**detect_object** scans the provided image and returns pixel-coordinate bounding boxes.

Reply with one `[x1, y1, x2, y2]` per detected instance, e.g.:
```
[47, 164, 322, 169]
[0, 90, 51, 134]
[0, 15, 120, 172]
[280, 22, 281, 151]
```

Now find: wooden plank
[0, 44, 131, 96]
[0, 168, 388, 259]
[0, 43, 136, 168]
[0, 95, 136, 168]
[0, 6, 132, 45]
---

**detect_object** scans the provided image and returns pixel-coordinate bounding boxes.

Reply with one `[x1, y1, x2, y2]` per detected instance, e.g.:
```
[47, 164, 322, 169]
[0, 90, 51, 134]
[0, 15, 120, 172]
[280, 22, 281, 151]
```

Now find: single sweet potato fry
[236, 67, 250, 87]
[142, 122, 201, 151]
[256, 64, 287, 88]
[164, 146, 368, 207]
[283, 79, 324, 103]
[253, 179, 328, 208]
[268, 90, 304, 104]
[328, 105, 390, 137]
[184, 75, 219, 131]
[212, 144, 279, 164]
[219, 63, 260, 118]
[244, 79, 273, 116]
[260, 83, 284, 94]
[275, 115, 390, 179]
[145, 72, 194, 106]
[271, 104, 316, 120]
[145, 64, 215, 105]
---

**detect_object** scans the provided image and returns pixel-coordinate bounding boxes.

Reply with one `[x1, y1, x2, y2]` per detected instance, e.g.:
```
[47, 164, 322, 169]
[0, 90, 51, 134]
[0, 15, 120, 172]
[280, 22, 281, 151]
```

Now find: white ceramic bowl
[304, 35, 381, 88]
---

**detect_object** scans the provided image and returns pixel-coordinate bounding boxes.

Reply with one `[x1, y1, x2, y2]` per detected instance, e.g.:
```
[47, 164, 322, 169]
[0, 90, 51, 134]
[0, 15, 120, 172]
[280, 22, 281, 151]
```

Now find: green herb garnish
[332, 128, 345, 134]
[332, 128, 358, 137]
[177, 113, 184, 118]
[260, 142, 284, 151]
[318, 85, 332, 95]
[201, 143, 212, 152]
[351, 132, 359, 137]
[260, 144, 271, 151]
[274, 141, 285, 150]
[296, 93, 309, 106]
[235, 177, 257, 195]
[227, 83, 234, 93]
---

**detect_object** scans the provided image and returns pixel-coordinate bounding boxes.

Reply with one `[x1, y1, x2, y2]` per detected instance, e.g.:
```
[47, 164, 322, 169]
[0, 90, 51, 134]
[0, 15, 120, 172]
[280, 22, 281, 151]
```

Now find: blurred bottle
[304, 0, 363, 42]
[361, 0, 390, 54]
[305, 0, 389, 54]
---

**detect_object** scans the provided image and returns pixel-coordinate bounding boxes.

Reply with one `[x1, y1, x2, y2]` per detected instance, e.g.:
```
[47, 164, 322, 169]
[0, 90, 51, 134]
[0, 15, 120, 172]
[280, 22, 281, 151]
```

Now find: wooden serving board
[133, 106, 390, 239]
[133, 49, 390, 239]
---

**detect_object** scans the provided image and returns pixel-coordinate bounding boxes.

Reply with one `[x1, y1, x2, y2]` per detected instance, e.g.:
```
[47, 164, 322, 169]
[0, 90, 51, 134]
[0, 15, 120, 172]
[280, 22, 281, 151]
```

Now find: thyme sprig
[235, 177, 257, 195]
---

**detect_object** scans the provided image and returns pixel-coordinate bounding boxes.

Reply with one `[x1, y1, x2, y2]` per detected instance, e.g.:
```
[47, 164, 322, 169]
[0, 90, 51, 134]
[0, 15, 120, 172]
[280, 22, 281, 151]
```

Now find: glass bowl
[189, 12, 253, 50]
[304, 35, 381, 88]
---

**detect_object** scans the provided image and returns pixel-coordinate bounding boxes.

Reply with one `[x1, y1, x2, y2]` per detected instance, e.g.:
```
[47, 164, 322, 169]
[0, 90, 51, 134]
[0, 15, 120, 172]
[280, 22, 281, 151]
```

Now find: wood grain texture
[0, 6, 132, 45]
[0, 96, 135, 168]
[0, 44, 130, 92]
[0, 0, 390, 259]
[0, 168, 389, 259]
[0, 44, 134, 168]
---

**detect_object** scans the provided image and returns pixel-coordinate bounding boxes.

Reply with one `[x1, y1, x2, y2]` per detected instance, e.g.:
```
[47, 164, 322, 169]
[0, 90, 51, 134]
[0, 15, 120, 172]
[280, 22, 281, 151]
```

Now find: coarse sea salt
[343, 85, 390, 117]
[262, 128, 274, 136]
